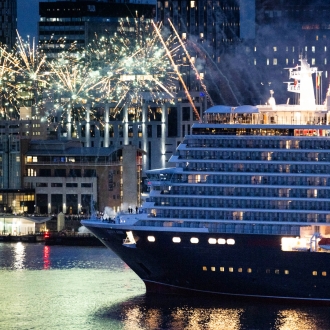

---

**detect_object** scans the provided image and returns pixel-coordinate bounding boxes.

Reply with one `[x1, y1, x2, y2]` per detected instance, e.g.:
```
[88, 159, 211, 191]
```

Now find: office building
[0, 0, 17, 48]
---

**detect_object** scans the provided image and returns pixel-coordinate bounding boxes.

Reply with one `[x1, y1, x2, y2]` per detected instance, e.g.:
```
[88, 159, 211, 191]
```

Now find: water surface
[1, 242, 330, 330]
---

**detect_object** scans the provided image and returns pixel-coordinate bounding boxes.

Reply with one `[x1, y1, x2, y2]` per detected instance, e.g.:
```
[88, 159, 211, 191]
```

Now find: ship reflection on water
[95, 294, 329, 330]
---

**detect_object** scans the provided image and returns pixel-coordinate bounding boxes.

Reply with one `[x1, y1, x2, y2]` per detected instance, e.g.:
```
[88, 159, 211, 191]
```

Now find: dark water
[1, 243, 330, 330]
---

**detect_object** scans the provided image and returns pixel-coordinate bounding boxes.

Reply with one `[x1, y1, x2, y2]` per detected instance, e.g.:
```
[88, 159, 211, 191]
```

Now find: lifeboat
[318, 237, 330, 250]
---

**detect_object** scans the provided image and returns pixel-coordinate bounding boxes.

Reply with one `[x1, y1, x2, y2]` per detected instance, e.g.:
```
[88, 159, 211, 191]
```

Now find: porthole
[208, 238, 217, 244]
[147, 236, 155, 242]
[218, 238, 226, 244]
[190, 237, 199, 244]
[172, 237, 181, 243]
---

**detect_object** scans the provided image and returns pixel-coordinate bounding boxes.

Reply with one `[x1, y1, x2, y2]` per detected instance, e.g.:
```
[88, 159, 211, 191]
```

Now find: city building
[38, 0, 156, 57]
[23, 140, 143, 215]
[0, 0, 17, 48]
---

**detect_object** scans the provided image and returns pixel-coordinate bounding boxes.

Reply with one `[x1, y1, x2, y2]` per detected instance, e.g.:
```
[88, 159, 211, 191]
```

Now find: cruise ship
[82, 58, 330, 303]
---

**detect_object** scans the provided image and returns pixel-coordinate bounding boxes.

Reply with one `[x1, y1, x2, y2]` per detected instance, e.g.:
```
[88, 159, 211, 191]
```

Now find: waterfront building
[22, 140, 143, 215]
[0, 0, 17, 48]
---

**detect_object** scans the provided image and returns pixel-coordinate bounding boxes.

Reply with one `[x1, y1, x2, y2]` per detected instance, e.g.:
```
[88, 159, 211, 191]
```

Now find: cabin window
[211, 267, 215, 272]
[322, 271, 327, 276]
[275, 269, 279, 274]
[190, 237, 199, 244]
[147, 236, 155, 242]
[312, 271, 317, 276]
[220, 267, 225, 272]
[218, 238, 226, 244]
[203, 266, 207, 271]
[285, 270, 289, 275]
[208, 238, 217, 244]
[172, 237, 181, 243]
[229, 267, 233, 272]
[238, 268, 242, 273]
[227, 239, 235, 245]
[247, 268, 252, 273]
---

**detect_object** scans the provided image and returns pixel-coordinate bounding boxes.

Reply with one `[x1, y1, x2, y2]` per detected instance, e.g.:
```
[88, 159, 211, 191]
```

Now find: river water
[1, 242, 330, 330]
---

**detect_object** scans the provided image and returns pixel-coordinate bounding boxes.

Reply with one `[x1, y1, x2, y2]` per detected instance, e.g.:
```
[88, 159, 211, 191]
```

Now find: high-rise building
[38, 0, 156, 57]
[0, 0, 17, 48]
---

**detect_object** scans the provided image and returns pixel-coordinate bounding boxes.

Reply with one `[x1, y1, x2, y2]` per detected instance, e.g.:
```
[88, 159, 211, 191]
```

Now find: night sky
[17, 0, 39, 40]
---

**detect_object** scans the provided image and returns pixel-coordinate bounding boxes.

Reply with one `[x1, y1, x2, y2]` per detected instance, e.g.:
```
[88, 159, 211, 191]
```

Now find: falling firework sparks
[167, 19, 214, 107]
[152, 20, 201, 122]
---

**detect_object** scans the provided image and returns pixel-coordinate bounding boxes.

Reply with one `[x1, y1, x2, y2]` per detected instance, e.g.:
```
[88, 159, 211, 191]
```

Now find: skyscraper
[0, 0, 17, 48]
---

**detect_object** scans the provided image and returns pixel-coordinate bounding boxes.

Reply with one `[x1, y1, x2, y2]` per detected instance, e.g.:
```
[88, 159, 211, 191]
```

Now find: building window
[312, 46, 315, 53]
[66, 183, 78, 188]
[273, 58, 277, 65]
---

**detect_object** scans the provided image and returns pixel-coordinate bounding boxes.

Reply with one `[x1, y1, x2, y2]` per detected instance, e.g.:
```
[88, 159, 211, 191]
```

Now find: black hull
[84, 224, 330, 303]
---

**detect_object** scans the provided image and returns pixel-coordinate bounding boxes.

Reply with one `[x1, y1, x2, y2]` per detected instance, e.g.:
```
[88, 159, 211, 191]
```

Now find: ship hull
[84, 223, 330, 303]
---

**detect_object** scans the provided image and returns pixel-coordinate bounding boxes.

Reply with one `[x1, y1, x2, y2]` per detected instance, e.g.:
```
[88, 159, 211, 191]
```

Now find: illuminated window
[312, 46, 315, 53]
[285, 270, 289, 275]
[208, 238, 217, 244]
[172, 237, 181, 243]
[203, 266, 207, 271]
[238, 268, 242, 273]
[182, 33, 186, 40]
[312, 58, 315, 65]
[247, 268, 252, 273]
[266, 269, 270, 274]
[165, 1, 169, 8]
[211, 267, 215, 272]
[227, 239, 235, 245]
[275, 269, 279, 274]
[273, 46, 277, 52]
[220, 267, 225, 272]
[322, 271, 327, 276]
[190, 237, 199, 244]
[273, 58, 277, 65]
[229, 267, 233, 272]
[218, 238, 226, 244]
[147, 236, 155, 242]
[312, 271, 317, 276]
[190, 1, 195, 7]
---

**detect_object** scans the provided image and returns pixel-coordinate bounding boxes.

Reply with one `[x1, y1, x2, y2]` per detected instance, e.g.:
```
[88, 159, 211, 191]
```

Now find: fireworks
[0, 21, 205, 125]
